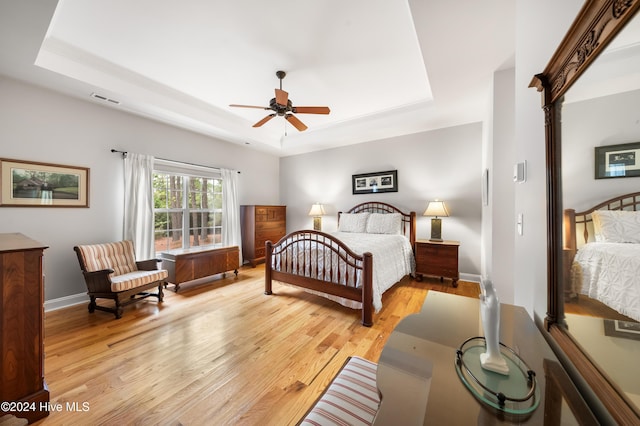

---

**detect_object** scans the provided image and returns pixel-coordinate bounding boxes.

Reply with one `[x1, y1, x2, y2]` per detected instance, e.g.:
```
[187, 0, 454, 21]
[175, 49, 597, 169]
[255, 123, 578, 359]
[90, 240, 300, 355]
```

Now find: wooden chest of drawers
[240, 205, 286, 267]
[0, 233, 50, 423]
[414, 239, 460, 287]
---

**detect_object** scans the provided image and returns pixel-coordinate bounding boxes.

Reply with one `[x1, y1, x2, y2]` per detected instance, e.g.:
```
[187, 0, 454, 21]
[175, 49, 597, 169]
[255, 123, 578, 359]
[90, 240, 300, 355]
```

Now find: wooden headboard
[338, 201, 416, 245]
[564, 192, 640, 251]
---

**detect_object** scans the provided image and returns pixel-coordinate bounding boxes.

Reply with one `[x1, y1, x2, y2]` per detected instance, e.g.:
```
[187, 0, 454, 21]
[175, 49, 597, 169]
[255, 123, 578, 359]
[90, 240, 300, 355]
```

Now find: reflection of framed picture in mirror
[595, 142, 640, 179]
[604, 319, 640, 341]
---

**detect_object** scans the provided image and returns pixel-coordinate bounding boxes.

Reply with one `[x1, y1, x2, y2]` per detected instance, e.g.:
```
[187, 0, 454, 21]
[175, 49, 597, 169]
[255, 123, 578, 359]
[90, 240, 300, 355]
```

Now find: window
[153, 162, 223, 253]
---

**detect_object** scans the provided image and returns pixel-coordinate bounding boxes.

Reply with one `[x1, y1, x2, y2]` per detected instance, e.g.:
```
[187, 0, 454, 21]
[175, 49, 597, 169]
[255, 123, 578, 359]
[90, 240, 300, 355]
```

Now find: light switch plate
[513, 161, 527, 183]
[517, 213, 523, 235]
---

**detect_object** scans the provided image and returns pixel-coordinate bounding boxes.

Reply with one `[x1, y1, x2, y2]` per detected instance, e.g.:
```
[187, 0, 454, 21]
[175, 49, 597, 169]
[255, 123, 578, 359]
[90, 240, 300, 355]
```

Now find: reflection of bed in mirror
[564, 192, 640, 322]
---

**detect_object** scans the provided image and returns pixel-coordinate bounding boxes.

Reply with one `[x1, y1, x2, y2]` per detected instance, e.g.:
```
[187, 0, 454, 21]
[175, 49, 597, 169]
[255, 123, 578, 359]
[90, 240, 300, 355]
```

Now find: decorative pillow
[591, 210, 640, 243]
[338, 212, 370, 233]
[366, 213, 402, 234]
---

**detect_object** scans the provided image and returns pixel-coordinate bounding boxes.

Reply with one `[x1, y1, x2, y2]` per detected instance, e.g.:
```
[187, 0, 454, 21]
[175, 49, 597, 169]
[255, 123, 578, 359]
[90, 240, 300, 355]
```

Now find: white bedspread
[274, 232, 415, 312]
[571, 242, 640, 321]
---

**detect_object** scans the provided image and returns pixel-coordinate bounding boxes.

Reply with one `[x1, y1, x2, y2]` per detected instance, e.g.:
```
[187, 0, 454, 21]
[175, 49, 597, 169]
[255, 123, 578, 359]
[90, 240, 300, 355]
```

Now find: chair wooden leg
[157, 283, 164, 302]
[85, 279, 165, 319]
[88, 296, 96, 313]
[114, 295, 124, 319]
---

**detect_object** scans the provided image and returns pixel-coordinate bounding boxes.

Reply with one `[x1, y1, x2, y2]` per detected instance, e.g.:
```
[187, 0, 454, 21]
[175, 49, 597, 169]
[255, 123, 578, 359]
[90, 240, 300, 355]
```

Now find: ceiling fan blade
[253, 114, 276, 127]
[285, 114, 308, 131]
[229, 104, 271, 110]
[292, 106, 331, 115]
[275, 88, 288, 106]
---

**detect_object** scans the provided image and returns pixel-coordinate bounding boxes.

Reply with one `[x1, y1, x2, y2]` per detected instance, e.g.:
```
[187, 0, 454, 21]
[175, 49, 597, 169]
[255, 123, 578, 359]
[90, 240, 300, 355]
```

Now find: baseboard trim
[44, 293, 88, 312]
[46, 273, 481, 311]
[460, 273, 481, 283]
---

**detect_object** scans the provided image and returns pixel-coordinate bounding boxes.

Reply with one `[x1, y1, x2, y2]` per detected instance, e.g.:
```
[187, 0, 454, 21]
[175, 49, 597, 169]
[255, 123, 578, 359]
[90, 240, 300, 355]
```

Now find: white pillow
[592, 210, 640, 243]
[338, 212, 370, 233]
[366, 213, 402, 234]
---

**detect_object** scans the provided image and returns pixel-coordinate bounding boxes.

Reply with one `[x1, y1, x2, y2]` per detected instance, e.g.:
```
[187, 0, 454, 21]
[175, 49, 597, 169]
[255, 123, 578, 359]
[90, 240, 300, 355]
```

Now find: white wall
[563, 89, 640, 211]
[485, 67, 516, 303]
[0, 76, 281, 302]
[280, 123, 483, 279]
[514, 0, 584, 318]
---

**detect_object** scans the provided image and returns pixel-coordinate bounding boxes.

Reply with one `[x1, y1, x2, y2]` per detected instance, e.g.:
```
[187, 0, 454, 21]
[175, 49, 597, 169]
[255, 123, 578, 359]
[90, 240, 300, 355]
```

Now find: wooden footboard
[265, 230, 374, 326]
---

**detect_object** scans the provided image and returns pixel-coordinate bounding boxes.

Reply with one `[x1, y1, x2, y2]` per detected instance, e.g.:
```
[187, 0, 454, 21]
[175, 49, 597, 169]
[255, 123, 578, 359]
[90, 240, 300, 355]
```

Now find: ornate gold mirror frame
[530, 1, 640, 423]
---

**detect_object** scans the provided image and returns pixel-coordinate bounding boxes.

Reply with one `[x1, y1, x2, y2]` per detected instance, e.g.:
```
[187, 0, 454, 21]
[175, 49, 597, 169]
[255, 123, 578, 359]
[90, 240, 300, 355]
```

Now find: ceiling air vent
[90, 92, 121, 105]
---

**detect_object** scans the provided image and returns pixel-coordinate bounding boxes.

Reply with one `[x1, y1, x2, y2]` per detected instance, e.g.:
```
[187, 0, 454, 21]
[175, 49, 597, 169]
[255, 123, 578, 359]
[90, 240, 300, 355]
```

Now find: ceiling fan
[229, 70, 330, 131]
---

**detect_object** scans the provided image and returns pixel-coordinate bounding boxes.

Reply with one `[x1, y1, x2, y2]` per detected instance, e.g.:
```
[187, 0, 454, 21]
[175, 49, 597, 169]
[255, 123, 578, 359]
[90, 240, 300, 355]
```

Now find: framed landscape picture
[352, 170, 398, 194]
[0, 158, 89, 207]
[595, 142, 640, 179]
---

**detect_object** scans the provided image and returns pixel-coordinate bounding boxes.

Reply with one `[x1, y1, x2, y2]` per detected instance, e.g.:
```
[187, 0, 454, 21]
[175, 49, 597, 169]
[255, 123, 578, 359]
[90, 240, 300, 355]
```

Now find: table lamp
[423, 200, 449, 241]
[308, 203, 326, 231]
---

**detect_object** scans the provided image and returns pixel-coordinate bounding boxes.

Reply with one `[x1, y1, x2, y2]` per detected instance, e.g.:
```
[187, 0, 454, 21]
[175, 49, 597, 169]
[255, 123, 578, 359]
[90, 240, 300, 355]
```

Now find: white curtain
[124, 153, 155, 259]
[221, 168, 242, 264]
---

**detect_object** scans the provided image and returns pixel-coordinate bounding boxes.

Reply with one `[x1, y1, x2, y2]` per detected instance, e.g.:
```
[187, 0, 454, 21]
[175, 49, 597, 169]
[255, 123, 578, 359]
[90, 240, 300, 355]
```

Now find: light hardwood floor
[35, 266, 479, 426]
[565, 295, 637, 322]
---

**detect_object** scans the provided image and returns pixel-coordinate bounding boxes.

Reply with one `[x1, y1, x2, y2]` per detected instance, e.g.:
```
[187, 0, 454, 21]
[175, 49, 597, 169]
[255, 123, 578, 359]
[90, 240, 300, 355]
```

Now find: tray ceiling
[1, 0, 515, 156]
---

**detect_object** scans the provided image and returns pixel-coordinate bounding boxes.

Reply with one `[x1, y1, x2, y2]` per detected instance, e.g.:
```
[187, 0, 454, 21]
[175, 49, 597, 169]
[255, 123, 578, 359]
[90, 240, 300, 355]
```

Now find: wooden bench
[74, 241, 167, 319]
[299, 356, 380, 425]
[159, 245, 239, 292]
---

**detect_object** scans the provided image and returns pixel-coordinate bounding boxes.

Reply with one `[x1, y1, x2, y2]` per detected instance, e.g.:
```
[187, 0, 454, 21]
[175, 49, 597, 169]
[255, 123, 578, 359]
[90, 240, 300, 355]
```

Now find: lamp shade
[308, 203, 326, 216]
[423, 201, 449, 218]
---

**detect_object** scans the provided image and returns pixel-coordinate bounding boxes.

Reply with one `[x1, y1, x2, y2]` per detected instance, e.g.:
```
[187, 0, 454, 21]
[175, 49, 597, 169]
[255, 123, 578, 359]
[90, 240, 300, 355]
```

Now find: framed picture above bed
[595, 142, 640, 179]
[352, 170, 398, 194]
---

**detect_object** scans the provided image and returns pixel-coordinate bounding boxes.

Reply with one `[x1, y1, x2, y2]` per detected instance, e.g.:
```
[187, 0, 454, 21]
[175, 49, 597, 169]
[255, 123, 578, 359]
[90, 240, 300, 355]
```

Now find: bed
[264, 202, 416, 326]
[564, 192, 640, 322]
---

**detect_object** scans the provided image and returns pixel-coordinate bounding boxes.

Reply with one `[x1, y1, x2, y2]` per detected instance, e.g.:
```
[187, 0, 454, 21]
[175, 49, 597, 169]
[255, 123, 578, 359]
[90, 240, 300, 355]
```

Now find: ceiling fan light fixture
[229, 70, 330, 131]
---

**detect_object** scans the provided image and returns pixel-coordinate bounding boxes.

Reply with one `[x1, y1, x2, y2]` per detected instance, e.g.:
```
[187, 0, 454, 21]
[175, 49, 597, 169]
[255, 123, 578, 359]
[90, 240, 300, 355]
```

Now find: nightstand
[414, 239, 460, 287]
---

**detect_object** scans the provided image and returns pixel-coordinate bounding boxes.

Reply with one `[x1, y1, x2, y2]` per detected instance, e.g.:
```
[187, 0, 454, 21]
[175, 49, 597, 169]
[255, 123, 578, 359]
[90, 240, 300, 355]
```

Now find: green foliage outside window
[153, 172, 223, 252]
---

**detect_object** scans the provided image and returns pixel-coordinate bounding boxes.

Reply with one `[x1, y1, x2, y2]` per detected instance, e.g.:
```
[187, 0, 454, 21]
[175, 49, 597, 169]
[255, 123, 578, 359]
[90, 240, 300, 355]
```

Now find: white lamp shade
[308, 203, 326, 216]
[423, 201, 449, 217]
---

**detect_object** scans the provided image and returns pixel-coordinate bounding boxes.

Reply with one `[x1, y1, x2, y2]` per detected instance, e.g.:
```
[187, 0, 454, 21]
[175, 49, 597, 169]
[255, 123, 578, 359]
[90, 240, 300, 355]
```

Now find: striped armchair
[74, 240, 168, 319]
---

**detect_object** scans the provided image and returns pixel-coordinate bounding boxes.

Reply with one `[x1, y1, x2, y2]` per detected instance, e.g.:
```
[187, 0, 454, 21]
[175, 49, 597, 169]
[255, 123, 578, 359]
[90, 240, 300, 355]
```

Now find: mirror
[562, 11, 640, 417]
[531, 1, 640, 423]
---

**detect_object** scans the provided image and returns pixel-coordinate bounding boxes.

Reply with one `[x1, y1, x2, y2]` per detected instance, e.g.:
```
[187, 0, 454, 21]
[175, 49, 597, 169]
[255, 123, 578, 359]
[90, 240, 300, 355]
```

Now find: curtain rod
[111, 149, 240, 173]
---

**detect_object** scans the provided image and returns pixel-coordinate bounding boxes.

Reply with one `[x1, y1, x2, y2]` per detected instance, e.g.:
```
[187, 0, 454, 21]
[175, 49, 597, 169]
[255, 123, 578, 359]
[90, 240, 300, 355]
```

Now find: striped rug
[300, 356, 380, 426]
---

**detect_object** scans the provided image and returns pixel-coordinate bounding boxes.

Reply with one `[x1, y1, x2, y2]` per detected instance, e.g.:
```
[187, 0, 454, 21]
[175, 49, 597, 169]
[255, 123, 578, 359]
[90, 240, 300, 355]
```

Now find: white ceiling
[0, 0, 515, 157]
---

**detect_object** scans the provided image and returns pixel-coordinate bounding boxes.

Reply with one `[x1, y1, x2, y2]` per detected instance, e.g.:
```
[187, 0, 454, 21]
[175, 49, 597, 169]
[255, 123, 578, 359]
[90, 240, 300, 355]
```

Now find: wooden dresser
[240, 205, 286, 267]
[0, 233, 49, 423]
[374, 292, 594, 424]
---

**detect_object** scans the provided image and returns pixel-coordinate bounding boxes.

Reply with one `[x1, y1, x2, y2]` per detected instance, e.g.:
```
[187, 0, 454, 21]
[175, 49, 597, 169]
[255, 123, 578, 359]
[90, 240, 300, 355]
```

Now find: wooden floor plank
[34, 265, 478, 426]
[565, 294, 636, 321]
